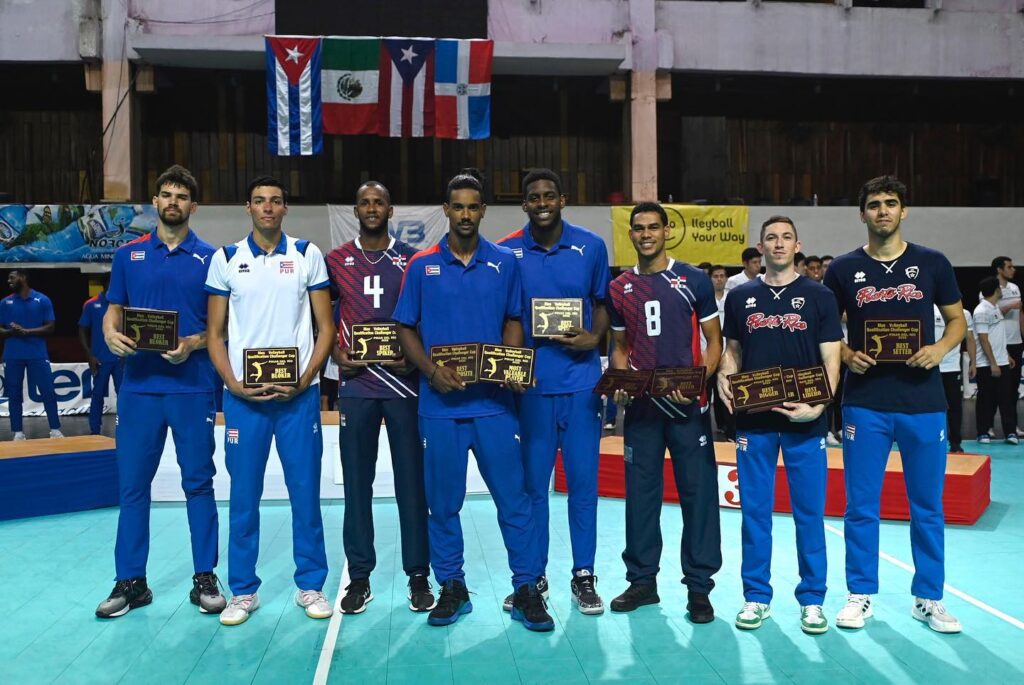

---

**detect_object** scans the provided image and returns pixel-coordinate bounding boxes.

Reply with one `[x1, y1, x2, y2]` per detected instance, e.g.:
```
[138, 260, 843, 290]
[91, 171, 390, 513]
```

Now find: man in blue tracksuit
[394, 171, 552, 632]
[0, 269, 63, 440]
[78, 275, 124, 435]
[824, 175, 966, 634]
[718, 215, 842, 635]
[95, 164, 223, 619]
[497, 168, 610, 615]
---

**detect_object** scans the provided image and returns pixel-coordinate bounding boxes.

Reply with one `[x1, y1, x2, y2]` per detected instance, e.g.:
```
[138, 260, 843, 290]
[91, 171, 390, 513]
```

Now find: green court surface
[1, 441, 1022, 684]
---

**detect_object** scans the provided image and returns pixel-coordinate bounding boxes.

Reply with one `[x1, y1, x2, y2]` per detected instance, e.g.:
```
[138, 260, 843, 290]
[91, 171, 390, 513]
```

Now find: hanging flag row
[266, 35, 494, 156]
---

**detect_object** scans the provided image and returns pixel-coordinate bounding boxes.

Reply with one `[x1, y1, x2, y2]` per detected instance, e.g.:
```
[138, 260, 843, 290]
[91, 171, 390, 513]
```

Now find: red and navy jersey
[723, 276, 843, 434]
[824, 242, 961, 413]
[609, 259, 718, 417]
[326, 237, 418, 399]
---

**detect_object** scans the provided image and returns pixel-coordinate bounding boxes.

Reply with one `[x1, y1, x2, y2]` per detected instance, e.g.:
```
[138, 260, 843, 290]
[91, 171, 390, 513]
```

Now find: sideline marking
[313, 559, 350, 684]
[824, 523, 1024, 630]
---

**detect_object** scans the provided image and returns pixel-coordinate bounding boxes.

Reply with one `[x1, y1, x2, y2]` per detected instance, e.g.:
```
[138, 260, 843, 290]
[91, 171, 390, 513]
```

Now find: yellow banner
[610, 205, 749, 267]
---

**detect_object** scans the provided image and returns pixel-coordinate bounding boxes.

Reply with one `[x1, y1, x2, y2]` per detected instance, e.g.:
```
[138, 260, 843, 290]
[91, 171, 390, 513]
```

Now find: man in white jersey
[934, 304, 974, 453]
[974, 277, 1017, 446]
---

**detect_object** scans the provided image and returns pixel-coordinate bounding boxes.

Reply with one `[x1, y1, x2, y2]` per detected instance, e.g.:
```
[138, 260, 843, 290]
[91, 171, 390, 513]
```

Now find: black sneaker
[687, 591, 715, 624]
[511, 584, 555, 632]
[340, 578, 373, 614]
[610, 582, 660, 613]
[503, 574, 547, 612]
[428, 579, 472, 626]
[571, 572, 604, 615]
[95, 578, 152, 618]
[408, 575, 436, 612]
[950, 443, 963, 453]
[190, 571, 226, 614]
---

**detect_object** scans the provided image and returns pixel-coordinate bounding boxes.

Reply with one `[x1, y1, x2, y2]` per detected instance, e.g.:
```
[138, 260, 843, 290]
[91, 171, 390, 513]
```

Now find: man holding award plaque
[206, 176, 337, 626]
[823, 176, 967, 634]
[325, 181, 434, 615]
[718, 216, 842, 635]
[393, 171, 553, 632]
[496, 169, 611, 615]
[96, 165, 224, 619]
[606, 202, 723, 623]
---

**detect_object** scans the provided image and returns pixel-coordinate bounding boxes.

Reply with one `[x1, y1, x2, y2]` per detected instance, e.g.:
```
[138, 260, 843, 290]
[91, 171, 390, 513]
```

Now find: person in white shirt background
[987, 257, 1022, 438]
[973, 277, 1018, 446]
[935, 304, 975, 453]
[724, 247, 763, 294]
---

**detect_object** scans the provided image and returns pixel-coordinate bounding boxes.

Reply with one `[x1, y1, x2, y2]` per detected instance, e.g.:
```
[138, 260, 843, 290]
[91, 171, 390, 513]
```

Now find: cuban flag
[435, 39, 493, 140]
[266, 36, 323, 156]
[379, 38, 435, 138]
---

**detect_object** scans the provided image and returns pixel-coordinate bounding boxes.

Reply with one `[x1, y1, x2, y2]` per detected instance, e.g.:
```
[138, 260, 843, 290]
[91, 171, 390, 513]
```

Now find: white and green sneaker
[913, 598, 962, 634]
[800, 604, 829, 634]
[735, 601, 771, 630]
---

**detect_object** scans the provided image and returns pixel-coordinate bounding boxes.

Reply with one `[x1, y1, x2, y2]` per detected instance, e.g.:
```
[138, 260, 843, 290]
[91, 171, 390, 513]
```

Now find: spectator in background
[805, 255, 824, 283]
[0, 269, 63, 440]
[822, 255, 834, 277]
[78, 273, 124, 435]
[697, 262, 712, 276]
[725, 247, 763, 294]
[989, 257, 1022, 438]
[934, 304, 974, 453]
[795, 252, 807, 276]
[974, 277, 1018, 445]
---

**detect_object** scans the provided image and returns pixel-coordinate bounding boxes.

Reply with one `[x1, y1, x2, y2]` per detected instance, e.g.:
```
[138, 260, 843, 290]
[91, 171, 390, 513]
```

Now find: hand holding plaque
[649, 367, 707, 400]
[531, 298, 584, 338]
[864, 319, 922, 362]
[730, 366, 832, 413]
[123, 307, 178, 352]
[430, 343, 480, 387]
[478, 345, 535, 386]
[350, 323, 402, 363]
[244, 348, 299, 388]
[593, 369, 654, 397]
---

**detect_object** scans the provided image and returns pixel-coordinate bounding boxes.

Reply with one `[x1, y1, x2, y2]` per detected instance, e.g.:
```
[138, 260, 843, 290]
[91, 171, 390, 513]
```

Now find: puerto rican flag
[435, 39, 493, 140]
[378, 39, 435, 138]
[266, 36, 323, 156]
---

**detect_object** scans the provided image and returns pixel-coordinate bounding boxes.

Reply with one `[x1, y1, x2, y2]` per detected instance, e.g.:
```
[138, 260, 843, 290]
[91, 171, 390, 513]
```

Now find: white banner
[328, 204, 448, 251]
[0, 362, 117, 417]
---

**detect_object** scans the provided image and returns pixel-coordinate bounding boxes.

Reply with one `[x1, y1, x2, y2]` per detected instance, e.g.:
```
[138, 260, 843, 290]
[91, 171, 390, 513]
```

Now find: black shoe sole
[688, 610, 715, 624]
[610, 593, 660, 613]
[96, 589, 153, 619]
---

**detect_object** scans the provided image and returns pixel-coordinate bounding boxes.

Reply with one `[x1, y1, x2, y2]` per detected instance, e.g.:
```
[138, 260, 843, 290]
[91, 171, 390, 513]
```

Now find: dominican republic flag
[379, 38, 435, 138]
[266, 36, 323, 156]
[435, 39, 493, 140]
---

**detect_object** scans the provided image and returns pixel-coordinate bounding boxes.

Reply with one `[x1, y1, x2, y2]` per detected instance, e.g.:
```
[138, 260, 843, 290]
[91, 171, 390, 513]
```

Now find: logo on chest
[130, 251, 145, 261]
[344, 255, 355, 267]
[391, 255, 407, 269]
[668, 276, 687, 291]
[855, 284, 923, 308]
[745, 312, 808, 333]
[237, 263, 250, 274]
[279, 260, 295, 274]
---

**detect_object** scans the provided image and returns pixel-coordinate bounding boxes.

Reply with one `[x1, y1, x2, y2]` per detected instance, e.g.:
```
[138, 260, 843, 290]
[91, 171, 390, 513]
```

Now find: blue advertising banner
[0, 204, 157, 263]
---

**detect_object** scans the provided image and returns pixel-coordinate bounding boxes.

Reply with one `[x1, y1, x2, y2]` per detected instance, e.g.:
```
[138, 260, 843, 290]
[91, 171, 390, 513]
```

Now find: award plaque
[350, 323, 402, 363]
[649, 367, 707, 398]
[243, 347, 299, 387]
[781, 368, 801, 403]
[593, 369, 654, 396]
[864, 319, 922, 362]
[531, 298, 584, 338]
[478, 345, 536, 385]
[793, 366, 833, 405]
[728, 367, 789, 412]
[122, 307, 178, 352]
[430, 343, 480, 384]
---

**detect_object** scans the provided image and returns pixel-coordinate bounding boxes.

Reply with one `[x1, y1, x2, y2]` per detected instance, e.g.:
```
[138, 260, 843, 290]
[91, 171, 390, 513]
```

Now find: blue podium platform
[0, 435, 118, 521]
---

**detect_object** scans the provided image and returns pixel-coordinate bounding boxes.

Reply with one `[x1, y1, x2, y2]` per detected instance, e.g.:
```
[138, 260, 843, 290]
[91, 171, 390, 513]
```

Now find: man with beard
[325, 181, 433, 614]
[393, 171, 552, 631]
[497, 169, 610, 615]
[824, 175, 966, 633]
[207, 176, 336, 626]
[607, 202, 723, 623]
[718, 216, 841, 635]
[0, 269, 63, 439]
[96, 165, 223, 618]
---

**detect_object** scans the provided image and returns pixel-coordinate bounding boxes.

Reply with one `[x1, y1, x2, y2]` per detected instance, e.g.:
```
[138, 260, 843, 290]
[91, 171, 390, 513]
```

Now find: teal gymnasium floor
[2, 441, 1022, 684]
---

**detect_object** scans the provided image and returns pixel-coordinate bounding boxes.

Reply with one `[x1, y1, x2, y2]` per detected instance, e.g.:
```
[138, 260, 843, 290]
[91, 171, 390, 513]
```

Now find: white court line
[313, 559, 350, 685]
[824, 523, 1024, 630]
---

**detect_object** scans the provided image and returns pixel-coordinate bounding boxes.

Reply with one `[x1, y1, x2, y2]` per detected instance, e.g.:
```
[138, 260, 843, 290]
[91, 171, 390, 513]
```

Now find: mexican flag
[321, 37, 380, 135]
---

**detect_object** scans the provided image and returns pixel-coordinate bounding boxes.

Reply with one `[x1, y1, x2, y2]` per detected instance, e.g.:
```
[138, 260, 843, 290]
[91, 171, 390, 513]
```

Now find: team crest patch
[130, 251, 145, 261]
[669, 276, 686, 290]
[280, 260, 295, 274]
[425, 265, 441, 276]
[791, 297, 805, 310]
[905, 266, 919, 279]
[391, 255, 407, 268]
[845, 424, 856, 441]
[736, 436, 748, 452]
[227, 428, 239, 444]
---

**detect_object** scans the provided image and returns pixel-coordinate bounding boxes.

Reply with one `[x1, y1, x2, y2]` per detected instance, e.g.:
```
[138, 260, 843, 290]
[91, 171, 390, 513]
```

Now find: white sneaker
[296, 589, 333, 619]
[603, 423, 615, 430]
[826, 432, 841, 447]
[913, 598, 962, 634]
[12, 432, 26, 441]
[49, 429, 64, 439]
[800, 604, 829, 634]
[734, 601, 771, 630]
[220, 593, 259, 625]
[836, 593, 873, 629]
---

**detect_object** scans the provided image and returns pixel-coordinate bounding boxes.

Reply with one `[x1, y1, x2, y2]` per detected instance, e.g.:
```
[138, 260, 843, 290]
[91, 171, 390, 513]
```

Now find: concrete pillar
[628, 0, 658, 202]
[101, 58, 134, 201]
